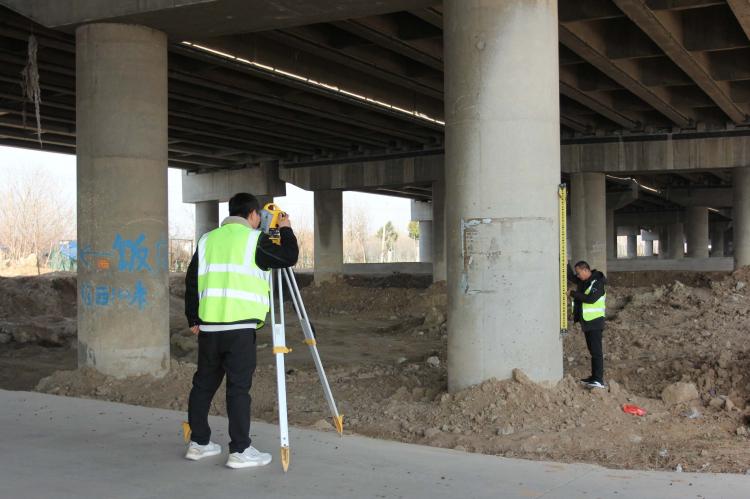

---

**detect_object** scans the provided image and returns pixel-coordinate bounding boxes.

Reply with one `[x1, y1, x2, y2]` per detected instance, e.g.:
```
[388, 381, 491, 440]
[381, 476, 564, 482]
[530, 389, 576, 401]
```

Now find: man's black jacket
[185, 224, 299, 328]
[567, 265, 607, 332]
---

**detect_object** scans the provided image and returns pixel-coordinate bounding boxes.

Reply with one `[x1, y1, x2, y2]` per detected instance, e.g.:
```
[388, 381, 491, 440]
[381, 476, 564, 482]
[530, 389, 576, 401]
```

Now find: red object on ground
[622, 404, 647, 416]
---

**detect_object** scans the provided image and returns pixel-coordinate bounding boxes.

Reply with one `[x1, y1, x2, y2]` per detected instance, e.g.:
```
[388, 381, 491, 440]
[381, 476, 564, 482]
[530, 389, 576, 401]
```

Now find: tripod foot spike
[281, 446, 290, 473]
[332, 415, 344, 436]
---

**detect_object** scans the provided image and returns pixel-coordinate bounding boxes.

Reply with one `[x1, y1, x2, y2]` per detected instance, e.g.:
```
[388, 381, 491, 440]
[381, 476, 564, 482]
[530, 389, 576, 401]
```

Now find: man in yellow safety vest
[183, 192, 298, 468]
[568, 260, 607, 389]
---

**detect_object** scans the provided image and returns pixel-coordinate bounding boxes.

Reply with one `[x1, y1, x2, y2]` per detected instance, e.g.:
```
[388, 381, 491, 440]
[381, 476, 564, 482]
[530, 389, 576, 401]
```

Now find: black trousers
[583, 328, 604, 383]
[187, 329, 256, 453]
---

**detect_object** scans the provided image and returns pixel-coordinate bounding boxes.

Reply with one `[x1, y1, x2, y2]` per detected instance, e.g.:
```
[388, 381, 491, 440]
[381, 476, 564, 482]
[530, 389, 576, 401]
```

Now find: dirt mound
[0, 273, 77, 346]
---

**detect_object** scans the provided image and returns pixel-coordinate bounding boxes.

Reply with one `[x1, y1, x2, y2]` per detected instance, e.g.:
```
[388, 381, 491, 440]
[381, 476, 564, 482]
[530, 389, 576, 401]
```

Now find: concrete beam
[615, 211, 685, 227]
[182, 164, 285, 203]
[614, 0, 746, 123]
[411, 200, 432, 221]
[563, 133, 750, 173]
[661, 187, 732, 208]
[2, 0, 435, 38]
[280, 155, 442, 191]
[558, 24, 692, 127]
[728, 0, 750, 42]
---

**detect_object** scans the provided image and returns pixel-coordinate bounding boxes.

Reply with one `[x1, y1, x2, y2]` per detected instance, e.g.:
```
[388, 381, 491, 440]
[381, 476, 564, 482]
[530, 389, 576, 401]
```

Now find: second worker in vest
[183, 193, 299, 468]
[568, 260, 607, 389]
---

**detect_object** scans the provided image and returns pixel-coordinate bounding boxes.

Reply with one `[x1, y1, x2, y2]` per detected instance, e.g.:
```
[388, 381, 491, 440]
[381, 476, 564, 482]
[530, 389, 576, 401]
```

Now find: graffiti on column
[80, 232, 167, 311]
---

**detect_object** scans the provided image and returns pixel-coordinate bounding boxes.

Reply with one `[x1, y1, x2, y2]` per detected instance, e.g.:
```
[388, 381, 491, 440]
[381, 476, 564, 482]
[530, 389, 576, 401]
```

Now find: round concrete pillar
[658, 226, 669, 259]
[668, 223, 685, 259]
[734, 167, 750, 268]
[686, 206, 709, 258]
[711, 226, 726, 257]
[432, 178, 447, 281]
[643, 239, 654, 257]
[606, 209, 616, 260]
[418, 221, 433, 263]
[444, 0, 562, 390]
[626, 234, 637, 258]
[195, 201, 219, 242]
[76, 24, 169, 377]
[314, 190, 343, 284]
[571, 173, 607, 273]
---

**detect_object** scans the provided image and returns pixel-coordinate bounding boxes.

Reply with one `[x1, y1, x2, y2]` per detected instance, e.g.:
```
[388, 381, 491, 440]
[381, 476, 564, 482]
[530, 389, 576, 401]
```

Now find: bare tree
[344, 206, 370, 263]
[0, 169, 75, 274]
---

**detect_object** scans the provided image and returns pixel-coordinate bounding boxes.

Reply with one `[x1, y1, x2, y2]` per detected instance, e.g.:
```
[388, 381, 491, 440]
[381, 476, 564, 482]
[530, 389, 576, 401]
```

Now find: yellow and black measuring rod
[558, 183, 568, 337]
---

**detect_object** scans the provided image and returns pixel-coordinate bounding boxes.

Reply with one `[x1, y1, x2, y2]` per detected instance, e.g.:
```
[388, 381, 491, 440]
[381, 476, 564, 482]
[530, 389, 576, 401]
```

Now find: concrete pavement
[1, 390, 748, 499]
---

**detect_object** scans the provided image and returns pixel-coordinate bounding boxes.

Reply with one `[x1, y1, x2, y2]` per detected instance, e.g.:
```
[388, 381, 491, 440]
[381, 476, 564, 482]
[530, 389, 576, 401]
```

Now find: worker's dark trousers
[188, 329, 256, 453]
[583, 328, 604, 382]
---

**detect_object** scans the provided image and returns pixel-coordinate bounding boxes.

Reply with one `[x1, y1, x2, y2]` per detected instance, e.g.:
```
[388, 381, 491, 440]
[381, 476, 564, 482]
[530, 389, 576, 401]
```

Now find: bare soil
[2, 270, 749, 473]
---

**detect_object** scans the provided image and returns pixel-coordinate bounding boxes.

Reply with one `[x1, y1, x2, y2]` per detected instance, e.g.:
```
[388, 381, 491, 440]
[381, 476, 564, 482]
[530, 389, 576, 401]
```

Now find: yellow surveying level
[260, 203, 285, 245]
[558, 184, 568, 337]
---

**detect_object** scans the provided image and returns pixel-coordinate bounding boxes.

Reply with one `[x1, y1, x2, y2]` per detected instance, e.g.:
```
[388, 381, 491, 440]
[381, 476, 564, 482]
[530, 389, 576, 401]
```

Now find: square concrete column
[734, 167, 750, 268]
[195, 201, 219, 242]
[444, 0, 562, 390]
[314, 190, 343, 283]
[668, 223, 685, 259]
[76, 24, 169, 377]
[570, 172, 607, 273]
[606, 209, 616, 260]
[432, 178, 447, 282]
[686, 206, 709, 258]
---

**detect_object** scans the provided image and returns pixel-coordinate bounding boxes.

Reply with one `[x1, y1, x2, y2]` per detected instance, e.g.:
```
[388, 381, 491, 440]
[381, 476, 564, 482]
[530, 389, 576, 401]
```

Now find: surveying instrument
[260, 203, 344, 472]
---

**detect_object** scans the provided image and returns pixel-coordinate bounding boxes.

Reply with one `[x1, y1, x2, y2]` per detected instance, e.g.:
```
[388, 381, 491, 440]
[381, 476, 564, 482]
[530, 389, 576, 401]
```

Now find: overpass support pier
[445, 0, 562, 391]
[76, 24, 170, 377]
[570, 172, 607, 273]
[686, 206, 709, 258]
[735, 167, 750, 268]
[314, 190, 344, 284]
[195, 201, 219, 242]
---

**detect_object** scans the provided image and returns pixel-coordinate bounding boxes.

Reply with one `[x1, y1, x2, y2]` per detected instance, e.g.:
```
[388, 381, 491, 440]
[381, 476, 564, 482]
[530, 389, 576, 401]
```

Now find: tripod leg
[270, 269, 291, 472]
[282, 267, 344, 435]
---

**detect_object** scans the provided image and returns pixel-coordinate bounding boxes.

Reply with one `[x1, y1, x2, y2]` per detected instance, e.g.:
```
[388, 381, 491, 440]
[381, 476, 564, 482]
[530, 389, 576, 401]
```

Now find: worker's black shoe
[579, 376, 594, 384]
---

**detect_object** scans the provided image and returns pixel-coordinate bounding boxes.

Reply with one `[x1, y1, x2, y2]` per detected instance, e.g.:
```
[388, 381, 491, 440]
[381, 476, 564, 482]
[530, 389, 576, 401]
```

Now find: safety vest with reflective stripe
[581, 280, 606, 322]
[197, 224, 270, 326]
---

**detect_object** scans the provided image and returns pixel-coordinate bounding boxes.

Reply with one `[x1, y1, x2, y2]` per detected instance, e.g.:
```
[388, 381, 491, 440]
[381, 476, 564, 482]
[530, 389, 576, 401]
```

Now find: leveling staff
[184, 193, 298, 468]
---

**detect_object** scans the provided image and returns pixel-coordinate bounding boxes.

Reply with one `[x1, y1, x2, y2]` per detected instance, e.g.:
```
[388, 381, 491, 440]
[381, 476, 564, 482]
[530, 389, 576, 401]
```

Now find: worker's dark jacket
[567, 265, 607, 332]
[184, 222, 299, 328]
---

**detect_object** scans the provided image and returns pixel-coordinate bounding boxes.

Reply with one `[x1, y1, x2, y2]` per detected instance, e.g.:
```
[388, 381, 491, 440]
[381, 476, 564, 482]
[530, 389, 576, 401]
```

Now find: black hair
[228, 193, 260, 218]
[574, 260, 590, 270]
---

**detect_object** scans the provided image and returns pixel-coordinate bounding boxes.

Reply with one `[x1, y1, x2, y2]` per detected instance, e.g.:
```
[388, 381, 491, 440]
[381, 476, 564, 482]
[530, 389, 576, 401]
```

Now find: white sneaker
[226, 445, 272, 469]
[185, 441, 222, 461]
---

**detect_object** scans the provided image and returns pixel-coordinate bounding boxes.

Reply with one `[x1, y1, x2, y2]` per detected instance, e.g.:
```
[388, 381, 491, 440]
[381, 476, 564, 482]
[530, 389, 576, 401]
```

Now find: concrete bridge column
[76, 24, 169, 377]
[643, 239, 654, 257]
[195, 201, 219, 242]
[444, 0, 562, 390]
[668, 222, 685, 259]
[570, 172, 607, 273]
[606, 209, 616, 260]
[432, 178, 447, 282]
[734, 167, 750, 268]
[686, 206, 709, 258]
[658, 226, 669, 259]
[626, 233, 638, 259]
[314, 190, 343, 283]
[418, 221, 433, 263]
[711, 225, 726, 257]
